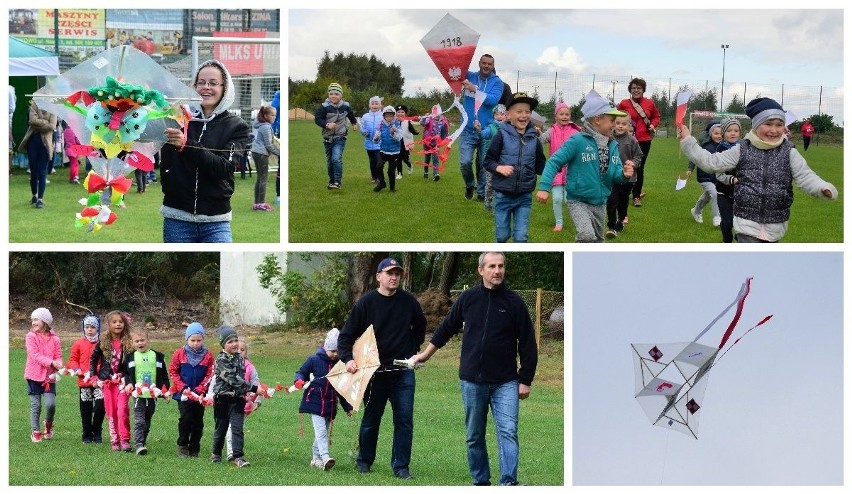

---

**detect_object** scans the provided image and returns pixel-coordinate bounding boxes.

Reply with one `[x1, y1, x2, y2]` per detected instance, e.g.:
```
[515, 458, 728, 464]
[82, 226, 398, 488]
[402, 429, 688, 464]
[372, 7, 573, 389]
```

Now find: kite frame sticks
[631, 277, 773, 439]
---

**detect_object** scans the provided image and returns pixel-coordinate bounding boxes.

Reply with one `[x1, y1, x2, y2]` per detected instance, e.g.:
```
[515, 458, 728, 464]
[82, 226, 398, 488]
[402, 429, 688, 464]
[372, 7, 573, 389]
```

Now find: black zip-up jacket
[160, 111, 251, 216]
[430, 282, 538, 385]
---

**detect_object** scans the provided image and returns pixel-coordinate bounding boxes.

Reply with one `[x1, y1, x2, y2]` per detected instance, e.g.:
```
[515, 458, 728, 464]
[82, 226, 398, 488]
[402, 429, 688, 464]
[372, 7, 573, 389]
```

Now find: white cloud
[535, 46, 587, 73]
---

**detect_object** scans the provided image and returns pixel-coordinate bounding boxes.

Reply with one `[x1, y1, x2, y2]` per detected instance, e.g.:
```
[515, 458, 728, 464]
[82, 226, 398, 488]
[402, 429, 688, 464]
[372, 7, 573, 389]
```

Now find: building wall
[219, 251, 286, 326]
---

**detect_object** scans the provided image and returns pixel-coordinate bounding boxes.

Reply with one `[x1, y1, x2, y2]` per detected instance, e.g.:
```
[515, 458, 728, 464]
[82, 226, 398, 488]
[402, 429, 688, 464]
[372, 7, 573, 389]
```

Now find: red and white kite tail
[717, 276, 754, 349]
[692, 276, 752, 344]
[447, 96, 467, 145]
[715, 314, 773, 363]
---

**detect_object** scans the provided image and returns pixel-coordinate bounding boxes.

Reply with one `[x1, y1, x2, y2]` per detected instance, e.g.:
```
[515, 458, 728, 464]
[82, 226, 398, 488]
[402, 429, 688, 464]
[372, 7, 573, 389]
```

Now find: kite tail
[715, 314, 773, 363]
[691, 277, 751, 344]
[717, 277, 753, 349]
[447, 96, 466, 145]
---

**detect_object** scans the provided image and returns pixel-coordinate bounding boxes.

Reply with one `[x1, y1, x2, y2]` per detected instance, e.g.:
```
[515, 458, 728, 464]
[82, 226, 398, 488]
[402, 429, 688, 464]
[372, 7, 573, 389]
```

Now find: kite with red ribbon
[31, 45, 199, 233]
[631, 277, 773, 439]
[414, 13, 481, 173]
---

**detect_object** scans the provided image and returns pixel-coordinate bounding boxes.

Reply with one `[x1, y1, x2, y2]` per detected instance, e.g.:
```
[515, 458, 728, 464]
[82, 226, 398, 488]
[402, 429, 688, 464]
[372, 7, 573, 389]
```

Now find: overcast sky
[572, 252, 843, 486]
[289, 7, 843, 96]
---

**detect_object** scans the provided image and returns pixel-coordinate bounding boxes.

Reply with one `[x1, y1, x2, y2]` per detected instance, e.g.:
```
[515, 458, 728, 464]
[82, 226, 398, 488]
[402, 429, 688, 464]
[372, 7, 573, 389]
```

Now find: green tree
[724, 94, 746, 114]
[807, 113, 836, 133]
[316, 51, 404, 97]
[690, 88, 718, 113]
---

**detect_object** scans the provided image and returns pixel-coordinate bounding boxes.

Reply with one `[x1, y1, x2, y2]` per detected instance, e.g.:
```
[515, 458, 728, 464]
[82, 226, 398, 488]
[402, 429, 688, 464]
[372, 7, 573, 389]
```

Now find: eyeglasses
[194, 81, 222, 89]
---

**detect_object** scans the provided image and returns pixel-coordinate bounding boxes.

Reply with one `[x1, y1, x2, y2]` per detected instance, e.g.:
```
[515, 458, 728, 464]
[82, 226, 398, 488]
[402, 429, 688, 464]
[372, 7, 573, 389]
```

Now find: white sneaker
[712, 216, 721, 227]
[322, 457, 336, 471]
[396, 172, 402, 179]
[690, 207, 703, 223]
[310, 457, 322, 468]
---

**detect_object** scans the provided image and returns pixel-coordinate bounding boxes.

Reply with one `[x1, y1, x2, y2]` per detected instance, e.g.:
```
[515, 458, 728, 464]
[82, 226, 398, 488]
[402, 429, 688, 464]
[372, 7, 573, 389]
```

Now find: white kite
[631, 277, 773, 439]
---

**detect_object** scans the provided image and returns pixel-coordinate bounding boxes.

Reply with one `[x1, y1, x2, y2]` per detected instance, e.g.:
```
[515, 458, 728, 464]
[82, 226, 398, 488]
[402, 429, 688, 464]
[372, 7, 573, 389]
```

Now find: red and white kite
[631, 277, 773, 439]
[674, 90, 693, 127]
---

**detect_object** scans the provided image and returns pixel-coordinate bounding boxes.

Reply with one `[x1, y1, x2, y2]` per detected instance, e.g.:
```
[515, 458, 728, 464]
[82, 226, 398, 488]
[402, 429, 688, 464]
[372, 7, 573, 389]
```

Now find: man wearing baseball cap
[338, 257, 426, 480]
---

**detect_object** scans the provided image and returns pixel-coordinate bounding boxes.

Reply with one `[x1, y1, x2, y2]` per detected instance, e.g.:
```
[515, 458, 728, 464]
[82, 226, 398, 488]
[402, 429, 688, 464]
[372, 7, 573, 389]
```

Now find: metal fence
[504, 71, 843, 126]
[451, 288, 564, 347]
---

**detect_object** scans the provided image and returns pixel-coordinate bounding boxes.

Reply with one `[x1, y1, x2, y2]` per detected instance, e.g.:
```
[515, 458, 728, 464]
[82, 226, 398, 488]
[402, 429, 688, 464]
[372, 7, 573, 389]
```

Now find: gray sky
[572, 252, 842, 486]
[289, 7, 843, 90]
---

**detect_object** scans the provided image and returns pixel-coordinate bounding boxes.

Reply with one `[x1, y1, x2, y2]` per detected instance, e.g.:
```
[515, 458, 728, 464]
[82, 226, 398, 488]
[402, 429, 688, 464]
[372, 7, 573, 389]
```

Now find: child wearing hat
[373, 105, 403, 192]
[168, 322, 214, 458]
[536, 90, 635, 242]
[210, 326, 258, 468]
[395, 105, 419, 176]
[539, 102, 582, 231]
[482, 93, 546, 242]
[684, 120, 723, 227]
[25, 307, 63, 443]
[67, 314, 105, 443]
[360, 96, 385, 185]
[419, 105, 449, 181]
[314, 82, 359, 190]
[294, 328, 354, 471]
[713, 117, 743, 243]
[677, 97, 837, 242]
[476, 104, 508, 213]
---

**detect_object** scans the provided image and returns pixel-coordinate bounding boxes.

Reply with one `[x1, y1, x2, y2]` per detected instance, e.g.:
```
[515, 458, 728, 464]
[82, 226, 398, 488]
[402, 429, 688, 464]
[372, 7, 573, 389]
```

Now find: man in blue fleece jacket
[412, 252, 538, 486]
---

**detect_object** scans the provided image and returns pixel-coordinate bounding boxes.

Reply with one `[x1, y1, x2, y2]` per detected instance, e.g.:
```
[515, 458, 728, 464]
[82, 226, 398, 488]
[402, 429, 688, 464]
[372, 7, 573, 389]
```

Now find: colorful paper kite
[326, 324, 382, 412]
[631, 277, 773, 439]
[31, 45, 199, 233]
[414, 13, 481, 172]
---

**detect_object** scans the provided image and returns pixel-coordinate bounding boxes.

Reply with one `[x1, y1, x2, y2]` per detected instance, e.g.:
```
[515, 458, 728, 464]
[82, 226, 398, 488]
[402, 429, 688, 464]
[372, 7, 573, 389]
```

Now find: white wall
[219, 252, 287, 326]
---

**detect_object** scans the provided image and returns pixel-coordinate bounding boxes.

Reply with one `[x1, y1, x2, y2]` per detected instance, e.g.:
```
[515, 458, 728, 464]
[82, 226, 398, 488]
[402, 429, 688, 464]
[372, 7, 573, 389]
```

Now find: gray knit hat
[217, 325, 238, 347]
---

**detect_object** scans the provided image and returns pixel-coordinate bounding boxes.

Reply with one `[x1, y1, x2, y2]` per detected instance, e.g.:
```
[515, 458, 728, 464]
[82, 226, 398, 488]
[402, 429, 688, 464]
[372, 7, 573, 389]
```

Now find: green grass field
[8, 332, 564, 486]
[288, 119, 843, 243]
[8, 163, 280, 243]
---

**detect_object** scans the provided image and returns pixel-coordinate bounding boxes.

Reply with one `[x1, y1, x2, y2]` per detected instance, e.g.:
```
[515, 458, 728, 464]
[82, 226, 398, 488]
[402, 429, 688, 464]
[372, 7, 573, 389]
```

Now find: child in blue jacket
[294, 328, 353, 471]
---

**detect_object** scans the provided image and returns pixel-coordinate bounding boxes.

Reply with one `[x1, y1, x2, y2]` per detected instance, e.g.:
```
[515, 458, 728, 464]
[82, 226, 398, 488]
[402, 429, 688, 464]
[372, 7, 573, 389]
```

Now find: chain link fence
[504, 71, 842, 127]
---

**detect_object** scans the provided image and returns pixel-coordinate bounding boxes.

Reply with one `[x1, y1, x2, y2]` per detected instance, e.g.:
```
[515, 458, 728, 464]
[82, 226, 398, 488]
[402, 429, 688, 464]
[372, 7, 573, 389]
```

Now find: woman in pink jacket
[25, 307, 63, 443]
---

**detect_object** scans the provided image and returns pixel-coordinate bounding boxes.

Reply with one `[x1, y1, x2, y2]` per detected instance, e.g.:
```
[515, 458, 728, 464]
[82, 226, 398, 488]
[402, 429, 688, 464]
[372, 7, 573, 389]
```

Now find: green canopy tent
[9, 35, 59, 150]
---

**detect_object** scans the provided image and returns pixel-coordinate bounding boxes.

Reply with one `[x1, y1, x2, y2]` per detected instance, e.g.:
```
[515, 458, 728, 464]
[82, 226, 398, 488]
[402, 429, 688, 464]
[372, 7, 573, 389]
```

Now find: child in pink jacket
[539, 102, 581, 231]
[25, 307, 63, 443]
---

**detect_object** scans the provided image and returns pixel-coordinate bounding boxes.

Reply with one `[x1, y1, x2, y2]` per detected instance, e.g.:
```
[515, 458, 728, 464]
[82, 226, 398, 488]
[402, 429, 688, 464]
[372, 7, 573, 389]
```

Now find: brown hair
[629, 78, 647, 92]
[99, 310, 133, 358]
[257, 105, 276, 122]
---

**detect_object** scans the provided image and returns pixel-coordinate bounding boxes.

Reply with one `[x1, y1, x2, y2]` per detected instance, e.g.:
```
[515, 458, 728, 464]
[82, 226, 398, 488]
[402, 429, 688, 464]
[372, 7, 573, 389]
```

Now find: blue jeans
[493, 192, 532, 242]
[461, 379, 520, 486]
[27, 136, 49, 199]
[459, 127, 486, 191]
[323, 137, 346, 184]
[163, 217, 232, 243]
[358, 369, 415, 474]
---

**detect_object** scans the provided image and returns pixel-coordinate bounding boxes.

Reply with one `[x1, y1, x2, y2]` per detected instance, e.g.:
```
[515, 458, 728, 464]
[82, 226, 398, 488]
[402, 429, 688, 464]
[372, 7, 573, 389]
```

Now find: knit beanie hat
[554, 102, 569, 116]
[217, 325, 238, 347]
[82, 314, 101, 334]
[369, 96, 383, 106]
[327, 82, 343, 96]
[31, 307, 53, 327]
[324, 328, 340, 351]
[185, 321, 205, 341]
[745, 97, 785, 129]
[493, 104, 507, 115]
[720, 116, 740, 135]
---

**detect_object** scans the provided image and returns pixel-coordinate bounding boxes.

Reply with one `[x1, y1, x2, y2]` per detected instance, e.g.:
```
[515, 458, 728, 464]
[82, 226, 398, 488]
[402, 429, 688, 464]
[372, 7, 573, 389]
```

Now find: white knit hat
[31, 307, 53, 327]
[324, 328, 340, 351]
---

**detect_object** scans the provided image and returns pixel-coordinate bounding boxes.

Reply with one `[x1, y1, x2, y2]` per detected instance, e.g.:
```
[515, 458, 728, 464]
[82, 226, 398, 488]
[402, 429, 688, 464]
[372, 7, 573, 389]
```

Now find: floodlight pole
[720, 44, 730, 112]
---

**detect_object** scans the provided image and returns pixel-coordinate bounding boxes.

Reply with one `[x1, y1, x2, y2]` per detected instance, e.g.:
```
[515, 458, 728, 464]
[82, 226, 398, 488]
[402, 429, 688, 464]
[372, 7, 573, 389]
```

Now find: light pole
[720, 44, 729, 112]
[611, 80, 619, 102]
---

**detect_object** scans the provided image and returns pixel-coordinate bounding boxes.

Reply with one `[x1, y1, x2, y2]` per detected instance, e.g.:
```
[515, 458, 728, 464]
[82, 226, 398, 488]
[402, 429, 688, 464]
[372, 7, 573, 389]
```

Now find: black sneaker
[394, 469, 414, 480]
[136, 445, 148, 455]
[178, 446, 189, 458]
[210, 453, 222, 463]
[233, 457, 250, 468]
[465, 187, 474, 200]
[327, 182, 334, 189]
[329, 182, 341, 190]
[356, 462, 371, 473]
[35, 200, 45, 209]
[373, 183, 386, 192]
[423, 173, 428, 179]
[433, 175, 440, 182]
[475, 195, 485, 203]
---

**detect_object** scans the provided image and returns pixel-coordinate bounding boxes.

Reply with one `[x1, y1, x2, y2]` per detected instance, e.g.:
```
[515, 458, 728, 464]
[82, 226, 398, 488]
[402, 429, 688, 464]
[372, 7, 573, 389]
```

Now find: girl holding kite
[161, 60, 251, 243]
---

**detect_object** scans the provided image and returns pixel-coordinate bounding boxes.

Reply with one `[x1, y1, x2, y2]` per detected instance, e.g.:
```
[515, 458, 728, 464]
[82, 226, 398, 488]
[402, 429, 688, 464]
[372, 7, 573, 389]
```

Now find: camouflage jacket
[212, 351, 256, 398]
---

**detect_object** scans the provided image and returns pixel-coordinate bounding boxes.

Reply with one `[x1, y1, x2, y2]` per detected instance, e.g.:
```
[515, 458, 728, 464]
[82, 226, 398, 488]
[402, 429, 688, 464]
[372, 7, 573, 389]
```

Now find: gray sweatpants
[30, 393, 56, 431]
[566, 200, 606, 243]
[693, 181, 720, 218]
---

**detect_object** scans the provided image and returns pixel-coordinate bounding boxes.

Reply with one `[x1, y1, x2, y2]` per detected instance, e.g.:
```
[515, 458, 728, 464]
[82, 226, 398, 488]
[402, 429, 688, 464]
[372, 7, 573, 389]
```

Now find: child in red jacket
[67, 314, 105, 443]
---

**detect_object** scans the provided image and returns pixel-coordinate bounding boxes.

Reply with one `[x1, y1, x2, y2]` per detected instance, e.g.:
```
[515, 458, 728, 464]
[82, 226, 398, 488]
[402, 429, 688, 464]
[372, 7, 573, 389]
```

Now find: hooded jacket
[294, 347, 353, 418]
[160, 60, 251, 221]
